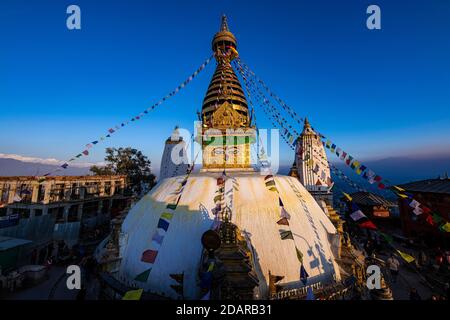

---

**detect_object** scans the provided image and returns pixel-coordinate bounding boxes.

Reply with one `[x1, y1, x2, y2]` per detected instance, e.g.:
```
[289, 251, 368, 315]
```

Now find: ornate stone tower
[295, 118, 333, 204]
[200, 15, 255, 170]
[159, 127, 189, 181]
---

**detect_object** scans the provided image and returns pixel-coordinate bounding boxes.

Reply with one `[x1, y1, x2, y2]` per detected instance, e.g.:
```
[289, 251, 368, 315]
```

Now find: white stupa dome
[116, 171, 341, 299]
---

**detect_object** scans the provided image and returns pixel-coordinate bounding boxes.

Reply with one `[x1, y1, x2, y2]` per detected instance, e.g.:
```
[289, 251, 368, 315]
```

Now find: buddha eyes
[213, 147, 239, 155]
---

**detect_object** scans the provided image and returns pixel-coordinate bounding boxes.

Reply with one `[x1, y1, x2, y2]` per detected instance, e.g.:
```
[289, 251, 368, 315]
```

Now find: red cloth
[141, 250, 158, 263]
[359, 220, 377, 230]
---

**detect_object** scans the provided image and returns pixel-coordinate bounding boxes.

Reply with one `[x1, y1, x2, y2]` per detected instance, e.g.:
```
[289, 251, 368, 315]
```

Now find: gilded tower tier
[200, 15, 255, 170]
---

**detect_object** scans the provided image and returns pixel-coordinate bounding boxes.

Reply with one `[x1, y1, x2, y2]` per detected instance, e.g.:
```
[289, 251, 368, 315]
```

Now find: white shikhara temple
[96, 16, 367, 301]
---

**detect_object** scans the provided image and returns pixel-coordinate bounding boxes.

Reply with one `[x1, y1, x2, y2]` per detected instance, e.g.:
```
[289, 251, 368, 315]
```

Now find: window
[68, 205, 79, 222]
[13, 208, 30, 219]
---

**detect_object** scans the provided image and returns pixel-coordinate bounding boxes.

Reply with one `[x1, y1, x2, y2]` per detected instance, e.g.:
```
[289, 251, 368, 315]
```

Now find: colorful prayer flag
[296, 248, 303, 263]
[161, 212, 174, 221]
[280, 207, 291, 219]
[300, 264, 309, 285]
[409, 199, 420, 208]
[441, 222, 450, 232]
[350, 210, 366, 221]
[265, 180, 276, 187]
[277, 217, 289, 226]
[359, 220, 377, 230]
[356, 165, 366, 175]
[151, 231, 164, 245]
[166, 203, 177, 210]
[343, 192, 353, 202]
[134, 269, 151, 282]
[122, 289, 143, 300]
[346, 156, 353, 166]
[396, 250, 415, 263]
[141, 250, 158, 263]
[280, 230, 294, 240]
[157, 219, 170, 231]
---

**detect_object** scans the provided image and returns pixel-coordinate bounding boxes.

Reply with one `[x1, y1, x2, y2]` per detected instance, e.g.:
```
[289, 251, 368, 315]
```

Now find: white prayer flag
[350, 210, 367, 221]
[409, 199, 420, 208]
[413, 207, 423, 215]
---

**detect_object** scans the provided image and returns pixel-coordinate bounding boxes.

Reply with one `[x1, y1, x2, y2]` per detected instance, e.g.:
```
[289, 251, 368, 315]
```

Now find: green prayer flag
[280, 230, 294, 240]
[166, 203, 177, 210]
[432, 214, 443, 224]
[134, 268, 151, 282]
[379, 232, 393, 244]
[296, 247, 303, 263]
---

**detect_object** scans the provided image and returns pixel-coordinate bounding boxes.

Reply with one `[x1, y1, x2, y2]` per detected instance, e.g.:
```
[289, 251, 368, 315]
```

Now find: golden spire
[202, 15, 249, 129]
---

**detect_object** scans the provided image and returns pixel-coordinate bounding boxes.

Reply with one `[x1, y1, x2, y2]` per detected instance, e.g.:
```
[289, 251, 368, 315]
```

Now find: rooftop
[0, 175, 127, 182]
[397, 178, 450, 195]
[349, 191, 397, 207]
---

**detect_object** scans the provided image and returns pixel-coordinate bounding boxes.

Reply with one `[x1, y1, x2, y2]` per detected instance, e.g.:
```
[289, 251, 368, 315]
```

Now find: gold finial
[221, 14, 229, 32]
[304, 117, 310, 128]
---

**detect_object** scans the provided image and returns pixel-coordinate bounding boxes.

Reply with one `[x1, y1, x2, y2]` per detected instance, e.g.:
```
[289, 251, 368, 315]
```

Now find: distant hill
[334, 155, 450, 185]
[0, 158, 91, 176]
[279, 154, 450, 185]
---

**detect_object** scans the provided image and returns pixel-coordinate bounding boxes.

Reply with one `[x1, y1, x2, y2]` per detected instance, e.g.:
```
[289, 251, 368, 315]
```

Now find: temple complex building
[159, 127, 190, 181]
[95, 16, 372, 301]
[199, 15, 255, 171]
[290, 118, 333, 206]
[397, 177, 450, 246]
[0, 175, 129, 271]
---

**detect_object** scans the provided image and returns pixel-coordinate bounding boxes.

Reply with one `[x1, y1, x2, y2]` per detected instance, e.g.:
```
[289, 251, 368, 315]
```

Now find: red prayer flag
[141, 249, 158, 263]
[374, 175, 382, 182]
[420, 205, 432, 214]
[378, 183, 386, 189]
[276, 217, 289, 226]
[425, 214, 435, 226]
[359, 220, 377, 230]
[82, 150, 89, 156]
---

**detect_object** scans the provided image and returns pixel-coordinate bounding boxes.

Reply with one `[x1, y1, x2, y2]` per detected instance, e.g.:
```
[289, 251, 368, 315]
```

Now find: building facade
[291, 118, 333, 205]
[0, 175, 129, 270]
[397, 178, 449, 245]
[159, 127, 190, 181]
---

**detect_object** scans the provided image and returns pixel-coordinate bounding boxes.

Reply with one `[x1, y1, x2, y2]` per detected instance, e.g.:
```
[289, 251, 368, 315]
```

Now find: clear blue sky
[1, 0, 449, 172]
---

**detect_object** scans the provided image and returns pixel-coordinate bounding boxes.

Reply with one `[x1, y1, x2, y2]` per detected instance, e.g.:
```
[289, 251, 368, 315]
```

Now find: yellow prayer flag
[396, 250, 415, 263]
[207, 262, 215, 272]
[393, 185, 405, 192]
[397, 193, 409, 199]
[343, 192, 352, 202]
[122, 288, 143, 300]
[441, 222, 450, 233]
[161, 212, 174, 221]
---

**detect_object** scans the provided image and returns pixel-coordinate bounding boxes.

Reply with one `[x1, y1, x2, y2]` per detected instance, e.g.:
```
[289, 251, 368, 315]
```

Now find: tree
[90, 147, 156, 195]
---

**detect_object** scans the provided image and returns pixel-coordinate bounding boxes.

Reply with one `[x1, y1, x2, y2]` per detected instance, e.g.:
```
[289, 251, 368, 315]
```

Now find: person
[386, 254, 400, 283]
[409, 288, 421, 300]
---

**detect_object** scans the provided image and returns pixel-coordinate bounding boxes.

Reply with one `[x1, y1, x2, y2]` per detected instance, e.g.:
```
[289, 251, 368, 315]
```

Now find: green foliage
[90, 147, 156, 194]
